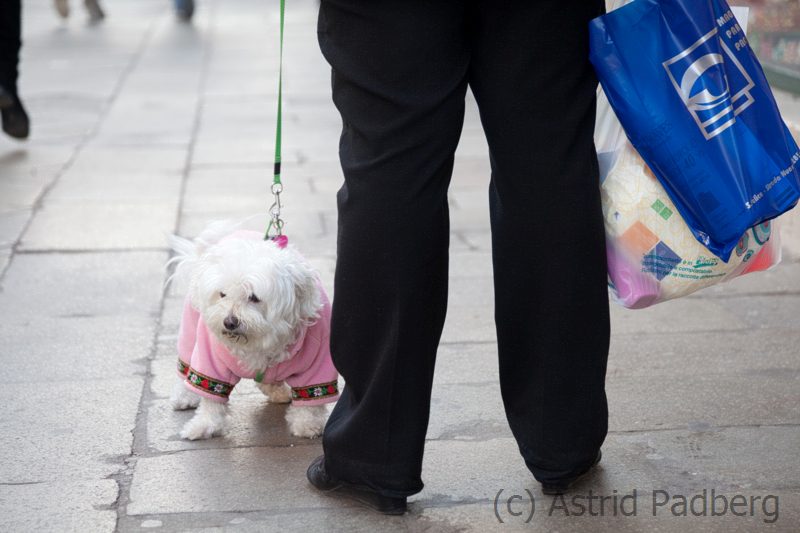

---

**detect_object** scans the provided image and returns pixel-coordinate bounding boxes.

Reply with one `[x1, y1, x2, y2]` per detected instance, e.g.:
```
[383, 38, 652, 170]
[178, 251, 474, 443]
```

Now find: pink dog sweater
[176, 234, 338, 406]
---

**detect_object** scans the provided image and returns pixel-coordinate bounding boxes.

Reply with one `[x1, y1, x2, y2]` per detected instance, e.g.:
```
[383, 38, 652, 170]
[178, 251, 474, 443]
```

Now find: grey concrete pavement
[1, 0, 799, 531]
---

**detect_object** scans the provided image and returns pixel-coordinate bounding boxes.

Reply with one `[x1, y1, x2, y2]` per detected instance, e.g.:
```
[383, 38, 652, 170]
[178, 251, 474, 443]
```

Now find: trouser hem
[323, 454, 424, 498]
[524, 449, 602, 485]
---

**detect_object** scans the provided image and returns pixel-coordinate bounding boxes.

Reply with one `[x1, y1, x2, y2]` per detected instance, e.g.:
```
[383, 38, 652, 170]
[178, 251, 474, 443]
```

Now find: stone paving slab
[65, 147, 188, 175]
[0, 147, 70, 202]
[448, 250, 493, 278]
[0, 252, 166, 320]
[433, 342, 498, 385]
[1, 316, 152, 383]
[606, 374, 800, 431]
[0, 378, 143, 483]
[608, 328, 800, 377]
[119, 509, 418, 533]
[94, 95, 198, 147]
[127, 445, 329, 515]
[127, 427, 800, 530]
[20, 203, 178, 250]
[417, 496, 800, 533]
[720, 294, 800, 330]
[609, 298, 749, 334]
[440, 305, 497, 343]
[46, 169, 183, 203]
[0, 249, 10, 276]
[0, 480, 118, 533]
[419, 427, 800, 503]
[424, 373, 800, 440]
[0, 207, 32, 249]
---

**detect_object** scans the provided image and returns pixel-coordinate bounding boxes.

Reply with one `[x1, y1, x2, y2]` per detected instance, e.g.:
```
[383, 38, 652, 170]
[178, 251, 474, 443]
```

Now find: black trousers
[318, 0, 610, 497]
[0, 0, 21, 92]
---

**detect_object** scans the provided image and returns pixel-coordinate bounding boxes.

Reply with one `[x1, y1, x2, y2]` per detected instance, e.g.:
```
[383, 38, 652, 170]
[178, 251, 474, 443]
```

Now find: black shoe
[306, 455, 408, 515]
[540, 450, 602, 496]
[0, 88, 29, 140]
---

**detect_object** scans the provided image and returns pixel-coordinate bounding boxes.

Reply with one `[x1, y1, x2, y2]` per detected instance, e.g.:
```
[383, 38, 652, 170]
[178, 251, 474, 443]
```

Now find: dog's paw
[289, 420, 324, 439]
[170, 380, 200, 411]
[286, 405, 327, 439]
[171, 392, 201, 411]
[180, 417, 225, 440]
[256, 381, 292, 404]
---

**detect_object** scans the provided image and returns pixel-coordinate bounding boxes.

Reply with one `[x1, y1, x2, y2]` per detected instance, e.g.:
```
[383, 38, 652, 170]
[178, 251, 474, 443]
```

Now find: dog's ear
[284, 256, 322, 324]
[186, 246, 226, 311]
[164, 221, 235, 290]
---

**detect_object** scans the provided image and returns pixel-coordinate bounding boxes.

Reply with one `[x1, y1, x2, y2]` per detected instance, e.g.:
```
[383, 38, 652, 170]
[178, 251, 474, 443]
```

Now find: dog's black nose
[223, 316, 240, 331]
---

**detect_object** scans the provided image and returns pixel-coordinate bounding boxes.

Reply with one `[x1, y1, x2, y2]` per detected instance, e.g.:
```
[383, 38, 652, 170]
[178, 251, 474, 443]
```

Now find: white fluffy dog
[167, 222, 339, 440]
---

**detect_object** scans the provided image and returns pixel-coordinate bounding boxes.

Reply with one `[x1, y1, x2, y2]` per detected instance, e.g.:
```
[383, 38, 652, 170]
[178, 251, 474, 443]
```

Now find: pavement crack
[111, 2, 218, 531]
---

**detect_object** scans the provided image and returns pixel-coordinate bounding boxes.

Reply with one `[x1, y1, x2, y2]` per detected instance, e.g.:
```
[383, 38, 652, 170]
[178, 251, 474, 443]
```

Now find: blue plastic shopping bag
[589, 0, 800, 261]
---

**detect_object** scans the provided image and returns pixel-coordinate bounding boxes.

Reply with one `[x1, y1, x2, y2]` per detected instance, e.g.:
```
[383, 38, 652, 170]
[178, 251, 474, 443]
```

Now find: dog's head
[187, 237, 322, 366]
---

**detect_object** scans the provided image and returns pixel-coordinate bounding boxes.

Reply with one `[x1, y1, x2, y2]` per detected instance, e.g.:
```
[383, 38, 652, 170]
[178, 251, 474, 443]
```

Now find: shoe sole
[541, 451, 602, 496]
[307, 455, 407, 515]
[316, 484, 407, 515]
[312, 482, 406, 515]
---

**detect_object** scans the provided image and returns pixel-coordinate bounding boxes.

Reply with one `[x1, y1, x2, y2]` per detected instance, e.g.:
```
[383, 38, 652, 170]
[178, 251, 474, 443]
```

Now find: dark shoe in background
[306, 455, 407, 515]
[0, 85, 30, 140]
[84, 0, 105, 22]
[174, 0, 195, 21]
[540, 450, 602, 496]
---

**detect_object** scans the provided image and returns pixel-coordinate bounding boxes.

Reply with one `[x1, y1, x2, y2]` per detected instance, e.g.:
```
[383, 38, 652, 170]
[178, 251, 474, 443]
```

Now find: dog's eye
[219, 292, 226, 298]
[249, 294, 261, 304]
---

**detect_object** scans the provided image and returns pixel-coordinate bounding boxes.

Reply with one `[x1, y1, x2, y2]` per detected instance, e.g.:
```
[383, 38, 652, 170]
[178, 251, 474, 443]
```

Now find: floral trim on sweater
[178, 359, 190, 377]
[292, 381, 338, 401]
[186, 368, 234, 398]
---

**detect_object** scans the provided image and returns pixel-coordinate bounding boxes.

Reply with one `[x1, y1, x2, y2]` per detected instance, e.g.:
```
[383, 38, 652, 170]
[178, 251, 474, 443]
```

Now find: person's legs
[467, 0, 610, 485]
[0, 0, 29, 140]
[317, 0, 469, 498]
[0, 0, 21, 94]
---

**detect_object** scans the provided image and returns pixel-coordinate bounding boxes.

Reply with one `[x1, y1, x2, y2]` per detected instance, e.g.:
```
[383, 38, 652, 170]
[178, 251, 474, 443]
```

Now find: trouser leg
[317, 0, 469, 497]
[467, 0, 611, 484]
[0, 0, 21, 92]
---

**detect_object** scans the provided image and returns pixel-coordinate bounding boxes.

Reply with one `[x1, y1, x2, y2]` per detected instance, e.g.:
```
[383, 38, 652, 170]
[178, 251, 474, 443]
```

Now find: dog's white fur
[167, 221, 330, 440]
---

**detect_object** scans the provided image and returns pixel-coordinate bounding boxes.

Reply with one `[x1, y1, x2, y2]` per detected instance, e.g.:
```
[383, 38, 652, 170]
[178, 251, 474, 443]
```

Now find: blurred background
[741, 0, 800, 93]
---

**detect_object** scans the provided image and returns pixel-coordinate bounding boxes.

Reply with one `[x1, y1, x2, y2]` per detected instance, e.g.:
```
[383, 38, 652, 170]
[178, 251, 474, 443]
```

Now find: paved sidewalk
[1, 1, 799, 531]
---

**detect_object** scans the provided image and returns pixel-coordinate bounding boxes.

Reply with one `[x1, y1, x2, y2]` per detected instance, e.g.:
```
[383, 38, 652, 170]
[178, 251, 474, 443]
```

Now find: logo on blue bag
[663, 27, 755, 140]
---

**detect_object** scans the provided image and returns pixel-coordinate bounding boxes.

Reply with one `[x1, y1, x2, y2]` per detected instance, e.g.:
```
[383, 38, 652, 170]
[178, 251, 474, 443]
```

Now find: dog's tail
[164, 219, 245, 289]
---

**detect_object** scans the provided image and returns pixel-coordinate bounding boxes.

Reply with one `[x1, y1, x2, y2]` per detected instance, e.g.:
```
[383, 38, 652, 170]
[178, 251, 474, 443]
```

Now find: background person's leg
[317, 0, 469, 497]
[468, 0, 610, 485]
[0, 0, 29, 140]
[0, 0, 21, 94]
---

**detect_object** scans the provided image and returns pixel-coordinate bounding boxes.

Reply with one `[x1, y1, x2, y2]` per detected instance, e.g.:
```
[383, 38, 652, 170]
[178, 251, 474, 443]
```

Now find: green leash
[265, 0, 285, 240]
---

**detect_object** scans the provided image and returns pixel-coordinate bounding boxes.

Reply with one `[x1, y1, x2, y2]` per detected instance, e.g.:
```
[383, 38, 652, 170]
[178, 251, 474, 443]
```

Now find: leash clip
[269, 183, 284, 236]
